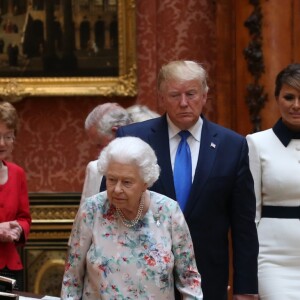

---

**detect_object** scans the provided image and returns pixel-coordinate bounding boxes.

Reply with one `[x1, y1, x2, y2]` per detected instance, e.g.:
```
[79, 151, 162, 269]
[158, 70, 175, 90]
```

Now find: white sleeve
[81, 161, 103, 203]
[61, 198, 95, 299]
[246, 134, 262, 225]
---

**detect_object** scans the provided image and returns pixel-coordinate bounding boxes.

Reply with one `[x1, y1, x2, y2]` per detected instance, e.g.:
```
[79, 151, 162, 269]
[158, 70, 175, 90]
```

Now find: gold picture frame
[0, 0, 137, 102]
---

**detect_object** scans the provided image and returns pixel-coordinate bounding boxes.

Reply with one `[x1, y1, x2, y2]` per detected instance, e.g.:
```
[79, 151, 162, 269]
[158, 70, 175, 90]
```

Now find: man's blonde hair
[157, 60, 209, 94]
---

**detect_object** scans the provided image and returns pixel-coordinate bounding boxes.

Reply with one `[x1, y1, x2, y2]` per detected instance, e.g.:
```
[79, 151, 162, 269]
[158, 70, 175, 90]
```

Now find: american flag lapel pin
[210, 142, 216, 149]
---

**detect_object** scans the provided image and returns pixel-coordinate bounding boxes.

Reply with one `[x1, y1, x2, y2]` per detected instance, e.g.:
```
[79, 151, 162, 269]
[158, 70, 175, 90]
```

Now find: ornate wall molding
[31, 205, 78, 223]
[22, 193, 80, 295]
[243, 0, 268, 132]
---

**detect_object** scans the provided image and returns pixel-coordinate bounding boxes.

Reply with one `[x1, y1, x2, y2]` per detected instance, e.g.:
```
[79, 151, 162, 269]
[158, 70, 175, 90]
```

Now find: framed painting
[0, 0, 137, 101]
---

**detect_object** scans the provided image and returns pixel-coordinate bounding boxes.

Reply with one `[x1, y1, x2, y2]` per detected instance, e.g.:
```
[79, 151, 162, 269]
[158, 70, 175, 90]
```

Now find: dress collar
[272, 118, 300, 147]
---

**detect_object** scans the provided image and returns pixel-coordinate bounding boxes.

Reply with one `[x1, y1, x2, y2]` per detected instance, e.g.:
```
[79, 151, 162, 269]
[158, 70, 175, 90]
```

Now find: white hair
[98, 137, 160, 187]
[126, 104, 160, 123]
[85, 103, 132, 137]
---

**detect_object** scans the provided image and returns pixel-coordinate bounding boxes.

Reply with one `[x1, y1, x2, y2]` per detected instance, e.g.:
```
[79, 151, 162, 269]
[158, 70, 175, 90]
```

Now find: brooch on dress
[153, 212, 161, 227]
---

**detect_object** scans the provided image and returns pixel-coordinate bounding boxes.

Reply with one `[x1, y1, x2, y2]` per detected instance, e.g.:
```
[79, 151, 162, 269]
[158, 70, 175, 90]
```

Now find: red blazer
[0, 161, 31, 270]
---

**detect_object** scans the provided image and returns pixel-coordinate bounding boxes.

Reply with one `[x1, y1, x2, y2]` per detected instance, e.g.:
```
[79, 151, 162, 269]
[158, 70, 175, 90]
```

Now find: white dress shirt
[167, 115, 203, 181]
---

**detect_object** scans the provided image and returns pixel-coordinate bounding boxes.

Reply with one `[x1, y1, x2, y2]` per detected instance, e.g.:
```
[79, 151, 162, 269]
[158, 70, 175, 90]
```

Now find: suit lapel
[184, 118, 219, 216]
[148, 116, 176, 199]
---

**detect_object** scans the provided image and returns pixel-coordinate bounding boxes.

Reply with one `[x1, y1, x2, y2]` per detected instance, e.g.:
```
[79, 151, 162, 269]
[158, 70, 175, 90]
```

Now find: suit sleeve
[231, 139, 258, 294]
[116, 125, 128, 138]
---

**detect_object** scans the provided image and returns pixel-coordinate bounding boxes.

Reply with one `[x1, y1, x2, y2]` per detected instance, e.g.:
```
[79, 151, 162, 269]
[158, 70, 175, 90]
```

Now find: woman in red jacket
[0, 101, 31, 291]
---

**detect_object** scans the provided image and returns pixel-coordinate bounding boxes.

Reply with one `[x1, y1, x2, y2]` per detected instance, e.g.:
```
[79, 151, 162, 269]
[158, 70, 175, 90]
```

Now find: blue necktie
[174, 130, 192, 211]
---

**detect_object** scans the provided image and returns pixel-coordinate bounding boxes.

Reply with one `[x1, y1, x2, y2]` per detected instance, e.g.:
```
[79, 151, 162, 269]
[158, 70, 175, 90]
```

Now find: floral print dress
[61, 190, 202, 300]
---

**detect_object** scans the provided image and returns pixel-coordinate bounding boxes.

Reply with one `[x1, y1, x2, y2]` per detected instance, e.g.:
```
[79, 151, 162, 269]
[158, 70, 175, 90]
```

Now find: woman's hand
[0, 220, 23, 242]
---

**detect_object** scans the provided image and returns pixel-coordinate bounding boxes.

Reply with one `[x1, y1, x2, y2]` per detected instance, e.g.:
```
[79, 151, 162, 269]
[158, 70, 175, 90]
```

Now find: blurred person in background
[81, 103, 132, 202]
[126, 104, 160, 123]
[82, 103, 160, 203]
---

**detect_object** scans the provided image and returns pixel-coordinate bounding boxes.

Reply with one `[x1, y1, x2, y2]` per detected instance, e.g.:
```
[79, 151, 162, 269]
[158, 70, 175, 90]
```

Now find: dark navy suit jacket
[112, 115, 258, 300]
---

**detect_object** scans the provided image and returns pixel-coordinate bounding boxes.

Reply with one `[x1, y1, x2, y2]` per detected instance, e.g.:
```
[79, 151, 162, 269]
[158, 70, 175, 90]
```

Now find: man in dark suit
[115, 61, 259, 300]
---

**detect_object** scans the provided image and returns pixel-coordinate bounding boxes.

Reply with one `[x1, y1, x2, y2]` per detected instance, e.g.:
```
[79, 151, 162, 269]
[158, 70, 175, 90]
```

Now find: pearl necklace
[116, 193, 145, 228]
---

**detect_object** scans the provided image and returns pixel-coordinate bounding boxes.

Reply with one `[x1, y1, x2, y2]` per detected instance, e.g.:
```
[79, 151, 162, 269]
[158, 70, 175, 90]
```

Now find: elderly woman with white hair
[61, 136, 202, 300]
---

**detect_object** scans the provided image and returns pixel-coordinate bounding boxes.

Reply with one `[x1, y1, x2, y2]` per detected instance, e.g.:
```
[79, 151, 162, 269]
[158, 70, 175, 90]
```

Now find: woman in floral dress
[61, 136, 202, 300]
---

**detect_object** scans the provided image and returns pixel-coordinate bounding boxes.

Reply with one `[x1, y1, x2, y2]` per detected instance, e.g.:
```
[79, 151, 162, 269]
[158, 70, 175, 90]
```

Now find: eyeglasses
[0, 134, 15, 144]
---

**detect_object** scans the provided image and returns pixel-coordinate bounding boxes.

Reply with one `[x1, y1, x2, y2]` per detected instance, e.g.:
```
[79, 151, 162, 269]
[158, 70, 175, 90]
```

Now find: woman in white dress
[246, 63, 300, 300]
[61, 136, 202, 300]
